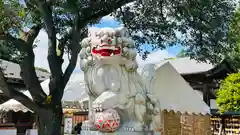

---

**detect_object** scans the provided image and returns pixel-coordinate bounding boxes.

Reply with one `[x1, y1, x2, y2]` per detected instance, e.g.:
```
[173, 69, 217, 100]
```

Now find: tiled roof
[0, 59, 50, 82]
[138, 57, 214, 75]
[62, 101, 86, 109]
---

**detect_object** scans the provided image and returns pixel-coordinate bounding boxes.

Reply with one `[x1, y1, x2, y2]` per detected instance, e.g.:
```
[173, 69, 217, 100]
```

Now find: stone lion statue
[79, 27, 161, 132]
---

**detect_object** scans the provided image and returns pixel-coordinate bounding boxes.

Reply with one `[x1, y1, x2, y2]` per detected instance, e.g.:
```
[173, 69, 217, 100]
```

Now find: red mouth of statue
[92, 44, 121, 57]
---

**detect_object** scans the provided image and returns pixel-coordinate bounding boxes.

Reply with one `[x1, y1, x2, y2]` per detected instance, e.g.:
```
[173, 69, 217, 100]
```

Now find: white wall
[152, 62, 210, 114]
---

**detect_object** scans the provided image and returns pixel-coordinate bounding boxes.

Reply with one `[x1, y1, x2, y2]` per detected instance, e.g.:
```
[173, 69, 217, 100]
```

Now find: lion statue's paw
[153, 108, 161, 115]
[120, 121, 134, 131]
[120, 121, 144, 131]
[92, 102, 103, 112]
[92, 91, 119, 112]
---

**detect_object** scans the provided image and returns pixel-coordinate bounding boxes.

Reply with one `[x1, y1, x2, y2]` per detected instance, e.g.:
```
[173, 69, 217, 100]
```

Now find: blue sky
[91, 17, 182, 56]
[34, 16, 183, 71]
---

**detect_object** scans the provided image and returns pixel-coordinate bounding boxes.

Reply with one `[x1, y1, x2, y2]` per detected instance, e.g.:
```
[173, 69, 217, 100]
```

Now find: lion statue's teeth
[79, 27, 161, 132]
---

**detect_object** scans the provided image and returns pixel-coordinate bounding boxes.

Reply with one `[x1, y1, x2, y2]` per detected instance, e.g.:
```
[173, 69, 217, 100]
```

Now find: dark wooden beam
[206, 59, 237, 79]
[203, 83, 210, 106]
[191, 83, 219, 90]
[73, 111, 88, 115]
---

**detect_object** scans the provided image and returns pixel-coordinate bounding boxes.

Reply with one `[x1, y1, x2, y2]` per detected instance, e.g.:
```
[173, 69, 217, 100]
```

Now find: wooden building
[138, 57, 236, 109]
[168, 58, 238, 135]
[0, 57, 237, 134]
[0, 59, 50, 134]
[62, 101, 88, 134]
[0, 59, 50, 103]
[62, 101, 88, 125]
[181, 59, 236, 107]
[69, 57, 237, 116]
[61, 57, 237, 133]
[210, 110, 240, 134]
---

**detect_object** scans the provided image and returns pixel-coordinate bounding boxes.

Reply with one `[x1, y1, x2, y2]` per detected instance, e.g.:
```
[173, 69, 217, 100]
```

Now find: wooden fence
[64, 110, 220, 135]
[211, 116, 240, 135]
[160, 110, 212, 135]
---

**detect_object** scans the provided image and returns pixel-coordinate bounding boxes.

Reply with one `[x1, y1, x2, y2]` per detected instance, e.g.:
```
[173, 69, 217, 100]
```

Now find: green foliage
[224, 7, 240, 70]
[0, 0, 23, 63]
[0, 41, 21, 63]
[229, 7, 240, 46]
[0, 0, 29, 35]
[176, 49, 188, 58]
[216, 73, 240, 114]
[115, 0, 236, 62]
[0, 0, 238, 134]
[1, 0, 237, 64]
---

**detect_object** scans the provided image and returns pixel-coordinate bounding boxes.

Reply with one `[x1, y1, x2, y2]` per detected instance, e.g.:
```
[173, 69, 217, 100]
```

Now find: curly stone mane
[79, 27, 161, 132]
[79, 27, 144, 95]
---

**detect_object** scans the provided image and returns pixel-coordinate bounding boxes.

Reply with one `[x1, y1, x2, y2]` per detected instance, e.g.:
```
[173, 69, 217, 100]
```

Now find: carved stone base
[80, 130, 157, 135]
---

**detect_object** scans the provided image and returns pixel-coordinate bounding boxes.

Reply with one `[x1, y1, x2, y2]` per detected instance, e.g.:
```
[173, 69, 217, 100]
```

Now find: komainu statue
[79, 27, 161, 132]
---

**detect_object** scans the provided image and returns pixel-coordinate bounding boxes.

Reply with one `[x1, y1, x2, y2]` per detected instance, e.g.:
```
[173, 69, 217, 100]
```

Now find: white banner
[64, 117, 73, 134]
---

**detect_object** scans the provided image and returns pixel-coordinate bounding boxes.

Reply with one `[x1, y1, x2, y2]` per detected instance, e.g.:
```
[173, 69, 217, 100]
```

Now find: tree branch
[19, 25, 47, 104]
[51, 13, 84, 103]
[0, 25, 46, 104]
[0, 34, 28, 51]
[24, 24, 42, 44]
[31, 0, 55, 37]
[29, 0, 135, 104]
[32, 0, 62, 78]
[61, 0, 134, 87]
[63, 14, 88, 87]
[62, 13, 81, 81]
[81, 0, 135, 23]
[32, 1, 64, 104]
[0, 68, 40, 112]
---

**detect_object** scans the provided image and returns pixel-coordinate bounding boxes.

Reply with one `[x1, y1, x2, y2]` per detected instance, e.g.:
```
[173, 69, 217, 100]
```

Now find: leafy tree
[0, 0, 25, 63]
[176, 49, 188, 58]
[0, 0, 134, 135]
[117, 0, 236, 62]
[224, 7, 240, 70]
[0, 41, 21, 63]
[216, 73, 240, 114]
[177, 6, 240, 69]
[0, 0, 237, 135]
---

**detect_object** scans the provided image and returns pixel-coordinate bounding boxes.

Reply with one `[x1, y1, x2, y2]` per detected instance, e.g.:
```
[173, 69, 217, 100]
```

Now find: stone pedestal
[81, 130, 157, 135]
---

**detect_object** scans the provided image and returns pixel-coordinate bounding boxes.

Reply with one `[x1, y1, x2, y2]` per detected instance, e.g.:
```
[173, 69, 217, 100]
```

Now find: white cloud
[34, 31, 173, 71]
[34, 22, 174, 71]
[101, 15, 115, 21]
[34, 30, 71, 71]
[34, 30, 49, 70]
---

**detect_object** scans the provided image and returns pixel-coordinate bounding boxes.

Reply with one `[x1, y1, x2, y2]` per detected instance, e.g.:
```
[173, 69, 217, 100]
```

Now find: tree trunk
[37, 105, 63, 135]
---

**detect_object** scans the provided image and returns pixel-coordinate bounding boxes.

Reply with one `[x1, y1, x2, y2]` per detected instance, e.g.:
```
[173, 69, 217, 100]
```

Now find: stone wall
[159, 110, 212, 135]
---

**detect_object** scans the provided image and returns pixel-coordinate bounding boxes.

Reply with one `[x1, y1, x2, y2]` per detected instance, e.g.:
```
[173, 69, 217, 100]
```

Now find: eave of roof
[211, 109, 240, 116]
[205, 59, 237, 78]
[0, 59, 50, 81]
[139, 57, 214, 75]
[158, 57, 236, 77]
